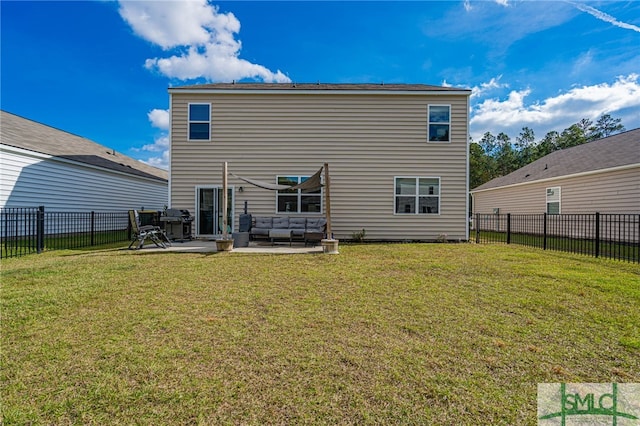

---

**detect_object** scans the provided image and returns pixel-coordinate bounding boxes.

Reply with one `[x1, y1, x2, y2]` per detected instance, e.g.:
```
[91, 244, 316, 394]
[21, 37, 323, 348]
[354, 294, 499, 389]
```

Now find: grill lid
[162, 209, 193, 221]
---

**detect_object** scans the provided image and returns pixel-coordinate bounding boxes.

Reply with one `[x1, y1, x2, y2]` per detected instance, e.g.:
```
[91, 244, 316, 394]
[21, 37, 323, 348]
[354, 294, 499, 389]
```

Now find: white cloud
[142, 149, 170, 171]
[470, 76, 508, 99]
[571, 3, 640, 33]
[139, 133, 170, 170]
[142, 134, 169, 153]
[470, 74, 640, 140]
[135, 110, 171, 170]
[144, 49, 290, 83]
[118, 0, 290, 83]
[119, 1, 238, 49]
[148, 108, 170, 131]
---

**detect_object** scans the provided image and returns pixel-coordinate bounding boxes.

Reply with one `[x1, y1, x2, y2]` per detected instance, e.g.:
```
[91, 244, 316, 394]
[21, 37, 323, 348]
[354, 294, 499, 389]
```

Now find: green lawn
[2, 243, 639, 425]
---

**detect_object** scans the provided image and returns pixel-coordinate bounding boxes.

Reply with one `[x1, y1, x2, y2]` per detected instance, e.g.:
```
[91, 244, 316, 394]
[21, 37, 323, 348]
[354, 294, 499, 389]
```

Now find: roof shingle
[1, 110, 167, 182]
[170, 82, 470, 93]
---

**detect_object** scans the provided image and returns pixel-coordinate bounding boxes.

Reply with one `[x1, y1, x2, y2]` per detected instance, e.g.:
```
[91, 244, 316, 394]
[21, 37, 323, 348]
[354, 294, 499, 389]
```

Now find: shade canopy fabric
[231, 167, 323, 192]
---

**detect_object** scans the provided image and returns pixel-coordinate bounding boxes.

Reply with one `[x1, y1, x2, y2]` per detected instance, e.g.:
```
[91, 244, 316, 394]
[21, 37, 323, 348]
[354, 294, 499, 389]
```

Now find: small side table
[269, 229, 292, 246]
[232, 232, 250, 248]
[304, 231, 324, 247]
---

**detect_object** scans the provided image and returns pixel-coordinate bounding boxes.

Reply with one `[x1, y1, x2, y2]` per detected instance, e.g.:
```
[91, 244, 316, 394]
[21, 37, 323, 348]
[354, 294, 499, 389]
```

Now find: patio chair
[128, 210, 171, 250]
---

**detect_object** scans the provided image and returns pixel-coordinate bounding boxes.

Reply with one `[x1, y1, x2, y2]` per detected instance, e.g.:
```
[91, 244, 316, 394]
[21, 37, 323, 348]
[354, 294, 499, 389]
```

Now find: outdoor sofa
[249, 216, 327, 245]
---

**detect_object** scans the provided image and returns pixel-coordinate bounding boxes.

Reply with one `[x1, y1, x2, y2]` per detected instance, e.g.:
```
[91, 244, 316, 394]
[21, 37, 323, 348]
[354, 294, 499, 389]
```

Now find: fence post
[475, 213, 480, 243]
[506, 213, 511, 244]
[91, 211, 95, 246]
[543, 213, 547, 251]
[37, 205, 45, 254]
[594, 212, 600, 258]
[637, 214, 640, 264]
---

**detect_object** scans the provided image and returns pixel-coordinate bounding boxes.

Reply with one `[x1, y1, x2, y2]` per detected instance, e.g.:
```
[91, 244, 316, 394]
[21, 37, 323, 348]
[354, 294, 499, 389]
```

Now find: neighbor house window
[546, 187, 561, 214]
[188, 103, 211, 140]
[276, 176, 322, 214]
[395, 177, 440, 214]
[428, 105, 450, 142]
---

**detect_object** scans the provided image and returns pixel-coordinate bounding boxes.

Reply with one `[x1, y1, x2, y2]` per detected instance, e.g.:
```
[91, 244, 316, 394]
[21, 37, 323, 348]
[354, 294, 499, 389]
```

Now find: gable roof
[1, 110, 167, 182]
[472, 128, 640, 192]
[169, 82, 471, 95]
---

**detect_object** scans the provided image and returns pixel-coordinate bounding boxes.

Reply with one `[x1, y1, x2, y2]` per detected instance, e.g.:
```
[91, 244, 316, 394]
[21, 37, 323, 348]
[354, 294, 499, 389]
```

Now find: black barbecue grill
[160, 209, 193, 241]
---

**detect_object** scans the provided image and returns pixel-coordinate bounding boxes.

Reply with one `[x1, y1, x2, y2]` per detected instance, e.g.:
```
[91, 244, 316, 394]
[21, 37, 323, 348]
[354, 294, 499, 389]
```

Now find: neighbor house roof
[1, 110, 167, 182]
[169, 82, 471, 94]
[471, 128, 640, 192]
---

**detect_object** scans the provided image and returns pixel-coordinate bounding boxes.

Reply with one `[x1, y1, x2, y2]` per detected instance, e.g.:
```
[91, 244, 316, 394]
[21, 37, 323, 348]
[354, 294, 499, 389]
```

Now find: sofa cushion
[254, 217, 272, 229]
[289, 218, 306, 238]
[306, 218, 327, 232]
[272, 217, 289, 228]
[289, 218, 306, 229]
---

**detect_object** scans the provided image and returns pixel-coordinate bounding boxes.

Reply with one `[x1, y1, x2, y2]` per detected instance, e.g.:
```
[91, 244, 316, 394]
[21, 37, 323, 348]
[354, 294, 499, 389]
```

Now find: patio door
[196, 187, 234, 237]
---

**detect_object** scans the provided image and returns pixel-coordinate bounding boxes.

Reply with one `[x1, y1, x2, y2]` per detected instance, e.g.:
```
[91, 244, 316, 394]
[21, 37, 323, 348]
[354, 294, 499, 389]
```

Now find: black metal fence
[474, 213, 640, 263]
[1, 206, 131, 259]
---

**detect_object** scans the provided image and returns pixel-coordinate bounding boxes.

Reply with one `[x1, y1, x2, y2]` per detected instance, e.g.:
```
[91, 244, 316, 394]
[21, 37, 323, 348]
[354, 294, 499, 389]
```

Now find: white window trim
[188, 103, 211, 141]
[394, 176, 441, 215]
[275, 175, 323, 215]
[427, 104, 451, 143]
[546, 186, 561, 214]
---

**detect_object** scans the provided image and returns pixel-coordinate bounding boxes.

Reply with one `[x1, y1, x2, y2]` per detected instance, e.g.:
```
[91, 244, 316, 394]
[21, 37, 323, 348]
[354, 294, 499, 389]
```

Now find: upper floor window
[428, 105, 450, 142]
[395, 177, 440, 214]
[276, 176, 322, 214]
[546, 187, 561, 214]
[189, 103, 210, 141]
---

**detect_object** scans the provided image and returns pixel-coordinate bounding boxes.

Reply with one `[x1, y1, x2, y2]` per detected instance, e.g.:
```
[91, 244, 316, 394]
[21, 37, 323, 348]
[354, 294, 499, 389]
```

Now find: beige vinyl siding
[170, 92, 469, 240]
[472, 166, 640, 214]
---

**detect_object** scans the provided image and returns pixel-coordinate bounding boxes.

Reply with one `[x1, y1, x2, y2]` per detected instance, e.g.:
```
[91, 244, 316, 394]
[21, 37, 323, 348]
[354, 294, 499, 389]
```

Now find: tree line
[470, 114, 626, 189]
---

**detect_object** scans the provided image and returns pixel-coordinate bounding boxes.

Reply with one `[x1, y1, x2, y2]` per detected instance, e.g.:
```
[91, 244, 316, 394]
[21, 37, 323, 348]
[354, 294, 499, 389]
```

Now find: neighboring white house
[471, 128, 640, 215]
[168, 83, 471, 241]
[0, 110, 168, 212]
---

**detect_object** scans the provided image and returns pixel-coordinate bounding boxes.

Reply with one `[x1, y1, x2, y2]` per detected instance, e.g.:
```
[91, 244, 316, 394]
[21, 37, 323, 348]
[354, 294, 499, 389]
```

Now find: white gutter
[470, 163, 640, 194]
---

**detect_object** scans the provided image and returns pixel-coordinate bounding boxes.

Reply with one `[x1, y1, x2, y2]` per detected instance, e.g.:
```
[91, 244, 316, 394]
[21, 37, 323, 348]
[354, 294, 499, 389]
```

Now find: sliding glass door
[196, 187, 233, 237]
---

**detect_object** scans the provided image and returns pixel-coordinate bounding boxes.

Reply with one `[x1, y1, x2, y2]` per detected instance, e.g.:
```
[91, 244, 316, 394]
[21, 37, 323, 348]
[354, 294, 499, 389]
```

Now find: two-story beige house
[168, 83, 471, 241]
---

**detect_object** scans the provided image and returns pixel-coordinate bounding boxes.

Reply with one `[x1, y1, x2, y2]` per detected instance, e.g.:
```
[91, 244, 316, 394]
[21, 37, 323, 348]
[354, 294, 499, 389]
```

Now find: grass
[1, 243, 639, 425]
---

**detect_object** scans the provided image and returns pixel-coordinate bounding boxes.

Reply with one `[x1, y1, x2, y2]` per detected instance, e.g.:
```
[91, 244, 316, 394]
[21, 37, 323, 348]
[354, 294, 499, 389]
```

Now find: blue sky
[2, 1, 639, 170]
